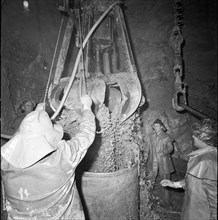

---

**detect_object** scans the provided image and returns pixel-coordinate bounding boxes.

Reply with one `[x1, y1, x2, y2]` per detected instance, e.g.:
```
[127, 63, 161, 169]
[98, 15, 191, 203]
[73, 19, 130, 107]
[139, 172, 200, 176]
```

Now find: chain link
[170, 0, 187, 111]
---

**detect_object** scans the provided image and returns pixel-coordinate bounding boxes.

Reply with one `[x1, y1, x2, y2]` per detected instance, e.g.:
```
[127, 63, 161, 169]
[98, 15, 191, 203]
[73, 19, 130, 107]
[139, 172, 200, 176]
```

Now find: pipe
[53, 16, 74, 85]
[51, 1, 122, 120]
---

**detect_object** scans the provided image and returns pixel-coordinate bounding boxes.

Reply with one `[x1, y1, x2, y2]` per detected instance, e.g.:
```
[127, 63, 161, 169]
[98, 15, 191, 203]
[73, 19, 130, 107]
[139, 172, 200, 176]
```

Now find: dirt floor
[152, 172, 185, 220]
[139, 157, 187, 220]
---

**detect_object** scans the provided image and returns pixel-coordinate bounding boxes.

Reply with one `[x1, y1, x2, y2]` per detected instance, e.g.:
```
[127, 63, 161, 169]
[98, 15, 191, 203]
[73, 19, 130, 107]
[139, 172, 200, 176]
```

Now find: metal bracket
[58, 0, 70, 13]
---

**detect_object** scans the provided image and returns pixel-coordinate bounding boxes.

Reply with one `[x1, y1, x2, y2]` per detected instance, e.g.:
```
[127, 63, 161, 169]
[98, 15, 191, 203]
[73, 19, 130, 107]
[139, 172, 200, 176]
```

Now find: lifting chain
[170, 1, 212, 120]
[173, 0, 183, 27]
[170, 0, 187, 111]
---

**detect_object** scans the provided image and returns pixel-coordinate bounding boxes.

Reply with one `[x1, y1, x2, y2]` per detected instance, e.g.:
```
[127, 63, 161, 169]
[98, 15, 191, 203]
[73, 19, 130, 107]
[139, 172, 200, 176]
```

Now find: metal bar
[95, 45, 102, 74]
[115, 6, 136, 74]
[179, 103, 213, 120]
[53, 16, 74, 85]
[112, 47, 118, 72]
[103, 50, 110, 74]
[84, 12, 92, 78]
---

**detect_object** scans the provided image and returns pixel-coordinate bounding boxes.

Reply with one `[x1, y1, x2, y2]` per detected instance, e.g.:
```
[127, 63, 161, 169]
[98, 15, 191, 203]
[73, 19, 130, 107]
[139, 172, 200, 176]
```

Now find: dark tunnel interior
[1, 0, 217, 219]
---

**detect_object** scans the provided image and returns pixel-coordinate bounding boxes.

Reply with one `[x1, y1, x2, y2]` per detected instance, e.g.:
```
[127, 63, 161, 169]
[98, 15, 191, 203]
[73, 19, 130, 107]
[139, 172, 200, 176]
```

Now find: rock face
[123, 0, 217, 161]
[141, 107, 194, 161]
[1, 0, 61, 135]
[124, 0, 217, 118]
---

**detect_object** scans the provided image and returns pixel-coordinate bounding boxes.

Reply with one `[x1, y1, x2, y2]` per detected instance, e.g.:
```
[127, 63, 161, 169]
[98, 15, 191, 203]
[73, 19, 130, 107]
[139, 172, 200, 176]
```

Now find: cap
[153, 119, 167, 131]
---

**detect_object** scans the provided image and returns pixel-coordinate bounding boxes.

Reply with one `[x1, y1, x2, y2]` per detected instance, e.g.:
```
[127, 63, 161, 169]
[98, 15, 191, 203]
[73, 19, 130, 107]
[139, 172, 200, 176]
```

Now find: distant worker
[1, 94, 96, 219]
[161, 118, 217, 220]
[148, 119, 175, 210]
[11, 99, 36, 132]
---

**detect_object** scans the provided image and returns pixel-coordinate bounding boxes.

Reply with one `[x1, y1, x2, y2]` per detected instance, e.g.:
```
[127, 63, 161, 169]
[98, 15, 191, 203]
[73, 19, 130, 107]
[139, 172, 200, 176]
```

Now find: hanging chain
[170, 0, 187, 111]
[173, 0, 183, 27]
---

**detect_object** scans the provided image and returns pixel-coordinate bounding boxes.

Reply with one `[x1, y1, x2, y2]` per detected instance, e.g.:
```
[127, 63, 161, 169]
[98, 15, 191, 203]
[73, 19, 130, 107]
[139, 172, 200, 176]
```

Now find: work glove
[36, 103, 46, 111]
[160, 179, 175, 188]
[81, 94, 92, 110]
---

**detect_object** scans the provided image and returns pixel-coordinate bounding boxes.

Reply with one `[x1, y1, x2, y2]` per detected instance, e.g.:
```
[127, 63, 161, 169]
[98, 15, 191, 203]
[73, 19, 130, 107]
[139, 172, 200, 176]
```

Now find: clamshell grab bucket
[48, 72, 141, 123]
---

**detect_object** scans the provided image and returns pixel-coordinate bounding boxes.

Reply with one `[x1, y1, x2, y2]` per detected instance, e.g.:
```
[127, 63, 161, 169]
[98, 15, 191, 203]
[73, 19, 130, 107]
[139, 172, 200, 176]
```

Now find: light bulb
[23, 1, 29, 9]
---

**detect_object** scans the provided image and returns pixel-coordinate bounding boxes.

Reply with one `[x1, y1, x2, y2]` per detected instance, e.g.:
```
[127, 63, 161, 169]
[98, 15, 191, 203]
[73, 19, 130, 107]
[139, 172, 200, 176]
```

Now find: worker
[11, 99, 36, 132]
[147, 119, 175, 210]
[161, 118, 217, 220]
[1, 94, 96, 220]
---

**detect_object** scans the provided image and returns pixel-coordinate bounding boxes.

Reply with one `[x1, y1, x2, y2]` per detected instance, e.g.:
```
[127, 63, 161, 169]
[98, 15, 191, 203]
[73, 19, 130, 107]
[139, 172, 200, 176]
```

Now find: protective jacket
[1, 109, 96, 220]
[181, 147, 217, 220]
[11, 114, 26, 132]
[148, 131, 175, 179]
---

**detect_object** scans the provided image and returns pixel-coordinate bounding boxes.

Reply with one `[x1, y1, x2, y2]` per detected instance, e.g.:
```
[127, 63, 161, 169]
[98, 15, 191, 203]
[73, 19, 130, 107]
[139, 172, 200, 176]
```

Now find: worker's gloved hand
[36, 103, 46, 111]
[160, 179, 175, 188]
[81, 94, 92, 110]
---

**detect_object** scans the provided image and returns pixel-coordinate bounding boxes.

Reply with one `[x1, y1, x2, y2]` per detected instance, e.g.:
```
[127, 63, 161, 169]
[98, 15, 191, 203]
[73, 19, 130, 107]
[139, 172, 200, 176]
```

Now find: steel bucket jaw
[48, 72, 141, 123]
[48, 77, 106, 112]
[108, 72, 142, 123]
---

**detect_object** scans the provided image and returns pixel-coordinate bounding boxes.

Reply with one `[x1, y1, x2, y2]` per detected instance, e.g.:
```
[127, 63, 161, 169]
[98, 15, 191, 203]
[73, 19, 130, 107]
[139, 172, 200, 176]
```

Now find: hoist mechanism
[169, 0, 216, 120]
[48, 0, 142, 123]
[170, 23, 213, 120]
